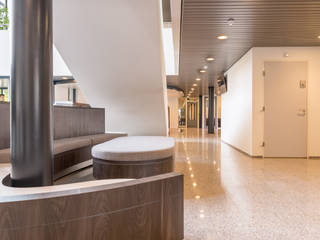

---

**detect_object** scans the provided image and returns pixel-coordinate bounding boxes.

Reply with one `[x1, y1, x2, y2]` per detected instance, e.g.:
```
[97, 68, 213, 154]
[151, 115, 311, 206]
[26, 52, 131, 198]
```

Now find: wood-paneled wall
[0, 103, 10, 150]
[0, 173, 184, 240]
[0, 103, 105, 149]
[54, 106, 105, 139]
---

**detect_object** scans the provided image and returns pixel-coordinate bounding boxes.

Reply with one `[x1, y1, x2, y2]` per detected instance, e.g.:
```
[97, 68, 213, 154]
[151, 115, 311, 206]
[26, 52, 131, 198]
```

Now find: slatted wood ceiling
[176, 0, 320, 95]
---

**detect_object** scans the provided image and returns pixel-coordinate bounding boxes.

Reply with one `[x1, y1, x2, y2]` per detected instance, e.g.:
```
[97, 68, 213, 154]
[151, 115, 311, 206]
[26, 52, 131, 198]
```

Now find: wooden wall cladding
[0, 173, 184, 240]
[54, 146, 92, 179]
[0, 103, 10, 150]
[0, 103, 105, 149]
[53, 106, 105, 139]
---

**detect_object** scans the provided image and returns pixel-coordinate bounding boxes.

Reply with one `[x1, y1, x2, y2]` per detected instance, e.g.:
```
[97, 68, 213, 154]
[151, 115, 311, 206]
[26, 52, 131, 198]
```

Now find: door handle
[297, 109, 306, 116]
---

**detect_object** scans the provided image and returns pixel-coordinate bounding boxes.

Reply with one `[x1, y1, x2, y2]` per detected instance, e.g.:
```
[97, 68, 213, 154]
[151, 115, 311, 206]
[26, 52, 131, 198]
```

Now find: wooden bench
[0, 103, 127, 179]
[0, 133, 127, 179]
[92, 136, 175, 179]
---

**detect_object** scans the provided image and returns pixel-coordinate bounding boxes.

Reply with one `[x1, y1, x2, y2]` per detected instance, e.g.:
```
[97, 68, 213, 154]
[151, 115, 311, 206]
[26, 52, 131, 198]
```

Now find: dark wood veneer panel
[0, 173, 184, 240]
[54, 146, 92, 175]
[53, 106, 105, 139]
[0, 104, 105, 149]
[0, 103, 10, 149]
[93, 157, 174, 179]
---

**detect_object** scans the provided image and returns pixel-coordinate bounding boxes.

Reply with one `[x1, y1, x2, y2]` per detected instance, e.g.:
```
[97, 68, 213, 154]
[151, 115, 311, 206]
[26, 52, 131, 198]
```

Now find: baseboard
[221, 140, 263, 158]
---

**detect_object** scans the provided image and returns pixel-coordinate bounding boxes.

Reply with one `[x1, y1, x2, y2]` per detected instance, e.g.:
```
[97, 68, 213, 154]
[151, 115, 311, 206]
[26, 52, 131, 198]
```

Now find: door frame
[263, 61, 309, 158]
[186, 98, 199, 128]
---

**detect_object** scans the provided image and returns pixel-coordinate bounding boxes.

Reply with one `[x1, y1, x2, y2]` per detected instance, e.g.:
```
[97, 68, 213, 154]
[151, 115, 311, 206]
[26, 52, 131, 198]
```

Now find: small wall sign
[300, 80, 306, 89]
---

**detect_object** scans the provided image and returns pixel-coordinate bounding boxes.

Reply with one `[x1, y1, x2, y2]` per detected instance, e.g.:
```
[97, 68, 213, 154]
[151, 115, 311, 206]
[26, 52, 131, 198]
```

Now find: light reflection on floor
[171, 128, 320, 240]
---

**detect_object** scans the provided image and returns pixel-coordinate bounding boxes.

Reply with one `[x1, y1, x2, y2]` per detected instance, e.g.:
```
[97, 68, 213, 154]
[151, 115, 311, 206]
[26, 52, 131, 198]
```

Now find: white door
[264, 62, 307, 158]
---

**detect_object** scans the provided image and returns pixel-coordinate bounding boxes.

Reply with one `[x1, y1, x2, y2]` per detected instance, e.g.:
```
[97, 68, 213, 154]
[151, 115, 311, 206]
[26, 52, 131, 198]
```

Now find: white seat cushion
[0, 148, 10, 163]
[92, 136, 175, 161]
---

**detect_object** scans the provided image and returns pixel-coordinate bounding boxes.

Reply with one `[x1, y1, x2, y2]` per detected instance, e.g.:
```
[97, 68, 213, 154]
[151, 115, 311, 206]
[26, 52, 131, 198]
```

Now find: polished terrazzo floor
[172, 128, 320, 240]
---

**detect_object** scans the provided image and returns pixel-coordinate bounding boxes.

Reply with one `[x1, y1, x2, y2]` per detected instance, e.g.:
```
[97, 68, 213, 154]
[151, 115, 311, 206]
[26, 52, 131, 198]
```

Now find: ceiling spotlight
[191, 88, 194, 90]
[193, 84, 197, 86]
[227, 18, 235, 26]
[199, 69, 206, 73]
[318, 36, 320, 39]
[217, 35, 228, 40]
[206, 57, 215, 62]
[203, 65, 208, 70]
[196, 78, 201, 81]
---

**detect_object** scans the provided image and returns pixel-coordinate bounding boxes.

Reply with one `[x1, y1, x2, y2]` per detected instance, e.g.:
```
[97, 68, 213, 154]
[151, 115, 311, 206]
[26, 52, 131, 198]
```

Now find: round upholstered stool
[92, 136, 175, 179]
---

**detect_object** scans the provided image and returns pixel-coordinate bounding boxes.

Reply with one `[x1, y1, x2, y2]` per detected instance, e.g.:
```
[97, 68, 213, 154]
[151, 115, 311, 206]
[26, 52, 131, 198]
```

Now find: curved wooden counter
[0, 165, 184, 240]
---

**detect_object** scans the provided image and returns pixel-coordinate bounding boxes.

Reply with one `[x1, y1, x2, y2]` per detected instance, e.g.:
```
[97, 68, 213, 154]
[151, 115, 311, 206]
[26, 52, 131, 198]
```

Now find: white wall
[0, 31, 10, 76]
[223, 47, 320, 157]
[221, 50, 253, 155]
[167, 89, 183, 129]
[0, 31, 72, 76]
[53, 0, 168, 136]
[162, 25, 175, 75]
[252, 47, 320, 157]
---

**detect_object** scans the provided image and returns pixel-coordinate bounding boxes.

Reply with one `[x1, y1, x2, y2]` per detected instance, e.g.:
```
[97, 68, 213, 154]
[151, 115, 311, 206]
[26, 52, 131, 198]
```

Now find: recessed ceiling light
[196, 78, 201, 81]
[203, 65, 208, 69]
[193, 84, 197, 86]
[191, 88, 194, 90]
[318, 36, 320, 39]
[206, 57, 215, 62]
[217, 35, 228, 40]
[199, 69, 206, 73]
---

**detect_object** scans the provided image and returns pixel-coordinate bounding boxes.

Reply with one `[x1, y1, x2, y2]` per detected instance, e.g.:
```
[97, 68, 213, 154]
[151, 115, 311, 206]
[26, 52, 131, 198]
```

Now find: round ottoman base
[93, 156, 174, 179]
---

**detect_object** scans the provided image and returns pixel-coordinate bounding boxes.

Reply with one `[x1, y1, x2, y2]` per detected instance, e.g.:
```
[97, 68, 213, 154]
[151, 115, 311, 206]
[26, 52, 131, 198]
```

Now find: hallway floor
[172, 129, 320, 240]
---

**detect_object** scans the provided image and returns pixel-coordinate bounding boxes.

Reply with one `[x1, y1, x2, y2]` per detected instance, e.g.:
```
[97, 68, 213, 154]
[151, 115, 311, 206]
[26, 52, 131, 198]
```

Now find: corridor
[172, 129, 320, 240]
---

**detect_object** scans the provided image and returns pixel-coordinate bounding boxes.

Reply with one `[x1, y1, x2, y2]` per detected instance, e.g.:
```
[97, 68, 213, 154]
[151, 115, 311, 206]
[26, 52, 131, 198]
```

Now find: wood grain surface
[0, 173, 184, 240]
[93, 157, 174, 179]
